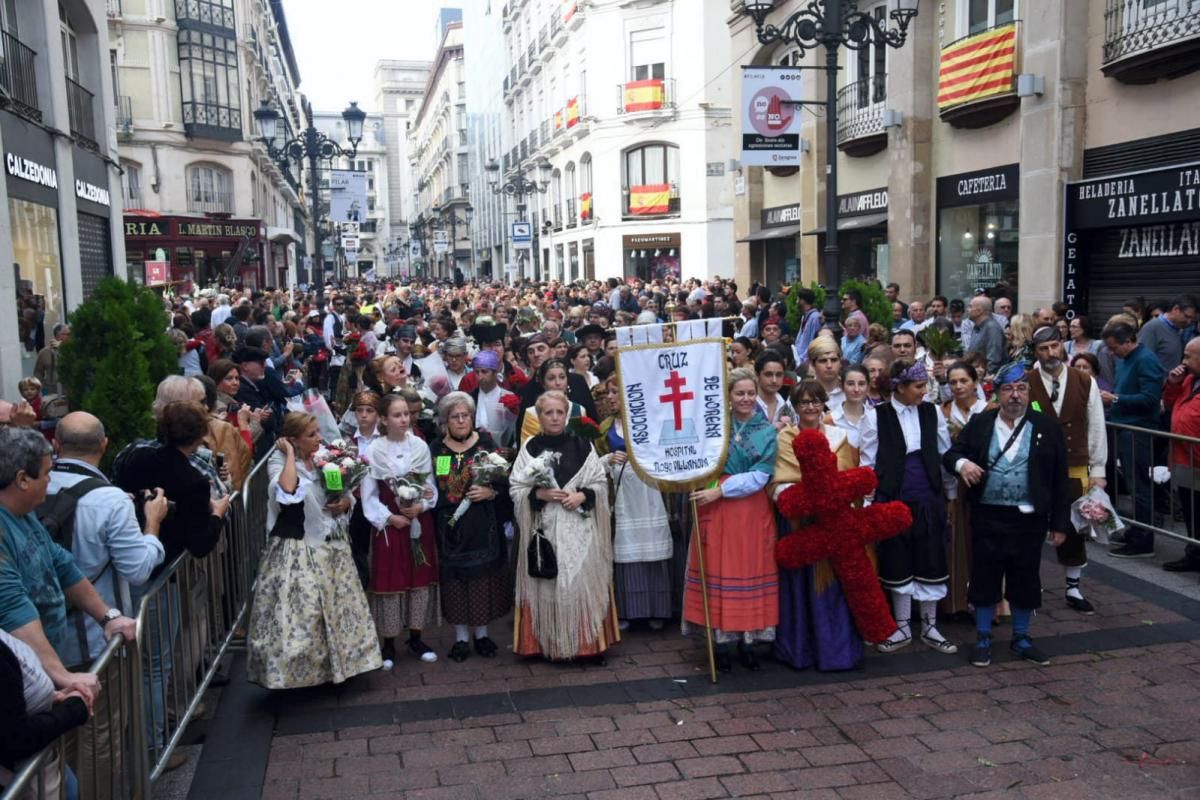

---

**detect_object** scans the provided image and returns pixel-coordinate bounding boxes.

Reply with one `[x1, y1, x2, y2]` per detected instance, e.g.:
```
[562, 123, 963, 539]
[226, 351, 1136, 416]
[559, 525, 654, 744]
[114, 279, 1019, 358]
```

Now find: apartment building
[0, 0, 125, 395]
[312, 109, 390, 278]
[495, 0, 735, 284]
[730, 0, 1200, 321]
[110, 0, 307, 292]
[409, 20, 471, 281]
[374, 59, 432, 275]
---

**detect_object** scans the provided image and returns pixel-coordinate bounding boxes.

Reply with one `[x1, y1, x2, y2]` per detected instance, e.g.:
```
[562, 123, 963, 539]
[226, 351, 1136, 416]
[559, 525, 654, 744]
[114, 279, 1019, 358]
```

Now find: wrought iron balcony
[187, 190, 232, 215]
[0, 31, 41, 122]
[66, 78, 98, 151]
[116, 95, 134, 138]
[836, 74, 887, 157]
[616, 78, 676, 116]
[1103, 0, 1200, 83]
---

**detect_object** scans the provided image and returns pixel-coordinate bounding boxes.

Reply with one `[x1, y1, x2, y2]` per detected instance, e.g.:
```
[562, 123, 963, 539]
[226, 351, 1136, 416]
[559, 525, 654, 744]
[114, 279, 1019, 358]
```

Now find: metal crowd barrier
[1105, 420, 1198, 547]
[1, 454, 272, 800]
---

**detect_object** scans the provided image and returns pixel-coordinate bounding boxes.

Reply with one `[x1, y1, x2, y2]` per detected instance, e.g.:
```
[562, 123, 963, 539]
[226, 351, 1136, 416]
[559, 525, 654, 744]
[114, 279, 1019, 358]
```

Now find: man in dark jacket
[233, 348, 279, 459]
[944, 362, 1071, 668]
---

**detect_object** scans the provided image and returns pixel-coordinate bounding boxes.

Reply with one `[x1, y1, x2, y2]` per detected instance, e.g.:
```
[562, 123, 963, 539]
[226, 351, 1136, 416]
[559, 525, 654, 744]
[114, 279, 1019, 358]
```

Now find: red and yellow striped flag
[623, 79, 665, 112]
[580, 192, 592, 221]
[628, 184, 669, 215]
[937, 23, 1017, 109]
[554, 109, 563, 130]
[566, 97, 580, 127]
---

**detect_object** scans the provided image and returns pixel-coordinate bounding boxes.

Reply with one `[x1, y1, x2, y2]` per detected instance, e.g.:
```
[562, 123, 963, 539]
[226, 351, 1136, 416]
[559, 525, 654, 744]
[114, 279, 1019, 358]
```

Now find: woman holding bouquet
[247, 412, 382, 688]
[684, 367, 779, 673]
[361, 394, 441, 664]
[510, 390, 619, 662]
[430, 392, 513, 662]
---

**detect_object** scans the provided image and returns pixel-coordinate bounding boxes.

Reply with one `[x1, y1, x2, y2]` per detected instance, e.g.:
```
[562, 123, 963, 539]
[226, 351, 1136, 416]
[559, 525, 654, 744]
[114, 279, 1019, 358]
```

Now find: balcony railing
[0, 31, 41, 122]
[116, 95, 134, 136]
[1103, 0, 1200, 82]
[539, 118, 552, 146]
[836, 74, 887, 156]
[529, 127, 539, 151]
[66, 77, 98, 150]
[617, 78, 676, 114]
[187, 191, 233, 214]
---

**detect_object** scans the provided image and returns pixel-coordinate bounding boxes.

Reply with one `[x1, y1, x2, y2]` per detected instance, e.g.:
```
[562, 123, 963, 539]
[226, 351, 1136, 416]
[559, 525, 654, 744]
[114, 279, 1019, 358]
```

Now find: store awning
[803, 211, 889, 235]
[267, 226, 303, 245]
[737, 223, 803, 243]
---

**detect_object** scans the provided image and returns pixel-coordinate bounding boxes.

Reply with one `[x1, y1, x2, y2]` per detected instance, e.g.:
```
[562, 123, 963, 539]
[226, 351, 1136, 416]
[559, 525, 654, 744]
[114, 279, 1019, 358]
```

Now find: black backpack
[37, 472, 109, 553]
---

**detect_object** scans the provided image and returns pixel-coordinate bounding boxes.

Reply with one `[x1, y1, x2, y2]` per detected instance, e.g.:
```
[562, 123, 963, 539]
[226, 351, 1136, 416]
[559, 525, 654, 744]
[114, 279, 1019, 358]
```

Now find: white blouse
[361, 434, 438, 530]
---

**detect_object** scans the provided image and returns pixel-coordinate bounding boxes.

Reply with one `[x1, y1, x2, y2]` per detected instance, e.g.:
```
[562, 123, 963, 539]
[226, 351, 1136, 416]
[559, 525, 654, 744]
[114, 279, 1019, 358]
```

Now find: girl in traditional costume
[247, 412, 381, 688]
[684, 367, 779, 672]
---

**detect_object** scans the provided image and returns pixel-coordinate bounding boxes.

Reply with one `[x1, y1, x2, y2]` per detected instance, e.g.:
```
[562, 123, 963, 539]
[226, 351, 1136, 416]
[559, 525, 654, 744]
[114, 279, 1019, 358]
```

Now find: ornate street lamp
[739, 0, 919, 327]
[254, 99, 368, 281]
[485, 157, 552, 219]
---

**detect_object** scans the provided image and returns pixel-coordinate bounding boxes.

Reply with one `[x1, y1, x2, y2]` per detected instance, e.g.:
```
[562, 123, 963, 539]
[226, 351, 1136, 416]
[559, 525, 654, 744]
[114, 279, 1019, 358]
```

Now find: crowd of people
[1, 272, 1198, 796]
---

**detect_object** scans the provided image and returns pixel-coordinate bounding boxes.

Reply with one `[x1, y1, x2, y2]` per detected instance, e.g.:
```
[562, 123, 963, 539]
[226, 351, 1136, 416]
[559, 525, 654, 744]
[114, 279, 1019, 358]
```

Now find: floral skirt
[247, 536, 382, 689]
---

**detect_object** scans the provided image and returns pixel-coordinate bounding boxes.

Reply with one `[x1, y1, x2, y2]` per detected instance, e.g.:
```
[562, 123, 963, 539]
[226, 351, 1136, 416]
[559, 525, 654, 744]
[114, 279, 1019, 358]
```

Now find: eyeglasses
[795, 400, 824, 408]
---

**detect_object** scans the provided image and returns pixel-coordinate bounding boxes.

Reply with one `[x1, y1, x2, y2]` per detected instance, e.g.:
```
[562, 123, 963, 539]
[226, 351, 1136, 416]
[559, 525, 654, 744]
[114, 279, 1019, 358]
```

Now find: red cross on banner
[659, 370, 694, 431]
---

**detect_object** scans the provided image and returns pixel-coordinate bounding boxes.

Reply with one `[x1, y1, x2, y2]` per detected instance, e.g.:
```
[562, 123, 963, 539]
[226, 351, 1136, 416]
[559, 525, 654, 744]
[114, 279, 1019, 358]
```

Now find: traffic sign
[511, 221, 532, 250]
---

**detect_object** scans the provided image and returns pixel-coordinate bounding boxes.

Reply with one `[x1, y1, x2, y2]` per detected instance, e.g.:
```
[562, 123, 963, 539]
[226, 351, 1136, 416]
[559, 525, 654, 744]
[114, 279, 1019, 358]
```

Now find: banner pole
[691, 496, 719, 685]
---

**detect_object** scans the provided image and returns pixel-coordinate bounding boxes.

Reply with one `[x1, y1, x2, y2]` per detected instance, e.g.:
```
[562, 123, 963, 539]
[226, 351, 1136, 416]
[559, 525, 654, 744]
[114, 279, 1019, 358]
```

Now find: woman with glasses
[771, 380, 868, 671]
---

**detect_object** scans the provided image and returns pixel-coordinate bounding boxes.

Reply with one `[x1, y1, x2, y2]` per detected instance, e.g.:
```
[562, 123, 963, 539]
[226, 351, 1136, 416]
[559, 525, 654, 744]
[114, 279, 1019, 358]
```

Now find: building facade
[110, 0, 307, 293]
[730, 0, 1200, 322]
[312, 110, 390, 278]
[409, 21, 472, 281]
[374, 59, 432, 276]
[463, 0, 508, 282]
[0, 0, 125, 396]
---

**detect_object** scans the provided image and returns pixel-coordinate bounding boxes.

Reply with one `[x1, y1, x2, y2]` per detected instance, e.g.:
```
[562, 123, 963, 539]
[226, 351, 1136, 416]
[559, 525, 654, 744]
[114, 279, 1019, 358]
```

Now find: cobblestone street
[183, 555, 1200, 800]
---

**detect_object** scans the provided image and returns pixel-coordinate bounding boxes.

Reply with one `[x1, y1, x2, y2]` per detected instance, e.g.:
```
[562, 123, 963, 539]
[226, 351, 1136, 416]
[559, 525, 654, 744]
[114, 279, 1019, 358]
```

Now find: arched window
[579, 153, 593, 222]
[622, 143, 679, 218]
[187, 163, 232, 214]
[564, 162, 577, 227]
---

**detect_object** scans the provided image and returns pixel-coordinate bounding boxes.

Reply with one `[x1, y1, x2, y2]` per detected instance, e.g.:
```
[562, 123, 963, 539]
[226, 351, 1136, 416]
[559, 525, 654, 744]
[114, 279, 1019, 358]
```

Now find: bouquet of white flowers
[449, 450, 511, 526]
[385, 472, 432, 565]
[313, 440, 369, 500]
[519, 451, 587, 517]
[1070, 485, 1125, 544]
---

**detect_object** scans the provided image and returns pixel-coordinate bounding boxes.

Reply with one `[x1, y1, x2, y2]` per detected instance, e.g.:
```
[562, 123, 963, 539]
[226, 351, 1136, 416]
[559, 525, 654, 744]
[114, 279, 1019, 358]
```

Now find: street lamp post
[254, 99, 368, 283]
[485, 157, 552, 280]
[739, 0, 919, 327]
[439, 204, 474, 281]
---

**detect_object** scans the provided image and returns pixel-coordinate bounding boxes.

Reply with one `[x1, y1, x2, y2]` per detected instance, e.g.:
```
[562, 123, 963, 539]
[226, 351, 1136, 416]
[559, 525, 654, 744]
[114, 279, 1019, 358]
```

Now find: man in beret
[392, 324, 421, 380]
[441, 336, 472, 392]
[1027, 325, 1107, 614]
[469, 350, 518, 447]
[945, 362, 1071, 667]
[233, 347, 279, 457]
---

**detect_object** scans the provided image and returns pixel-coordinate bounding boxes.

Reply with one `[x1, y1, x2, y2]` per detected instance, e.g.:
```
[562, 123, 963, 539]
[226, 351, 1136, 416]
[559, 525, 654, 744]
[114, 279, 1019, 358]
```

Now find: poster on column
[740, 66, 803, 167]
[329, 169, 368, 223]
[615, 328, 729, 491]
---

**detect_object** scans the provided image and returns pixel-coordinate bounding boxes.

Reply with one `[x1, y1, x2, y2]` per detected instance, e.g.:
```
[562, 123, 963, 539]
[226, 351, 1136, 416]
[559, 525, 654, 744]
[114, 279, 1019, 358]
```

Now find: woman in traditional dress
[859, 359, 957, 655]
[827, 365, 873, 449]
[772, 380, 866, 671]
[684, 367, 779, 673]
[941, 361, 991, 618]
[247, 412, 382, 688]
[510, 390, 619, 662]
[348, 391, 382, 588]
[361, 394, 440, 665]
[594, 377, 673, 631]
[429, 392, 513, 661]
[519, 359, 587, 444]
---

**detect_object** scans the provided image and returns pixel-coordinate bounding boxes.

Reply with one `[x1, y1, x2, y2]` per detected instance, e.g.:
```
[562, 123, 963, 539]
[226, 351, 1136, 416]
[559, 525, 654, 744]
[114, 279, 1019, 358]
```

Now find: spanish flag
[937, 23, 1017, 109]
[580, 192, 592, 221]
[554, 109, 563, 130]
[623, 79, 665, 112]
[566, 97, 580, 128]
[628, 184, 669, 215]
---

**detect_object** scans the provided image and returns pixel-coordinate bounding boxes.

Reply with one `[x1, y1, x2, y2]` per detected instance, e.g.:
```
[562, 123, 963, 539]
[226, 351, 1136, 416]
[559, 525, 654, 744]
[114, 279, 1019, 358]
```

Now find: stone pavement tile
[738, 751, 807, 773]
[591, 728, 658, 749]
[261, 780, 299, 800]
[719, 770, 795, 796]
[978, 719, 1042, 745]
[567, 747, 636, 771]
[502, 753, 572, 777]
[1019, 779, 1095, 800]
[296, 772, 371, 799]
[677, 755, 747, 779]
[399, 745, 468, 768]
[556, 716, 617, 735]
[835, 722, 883, 745]
[587, 786, 659, 800]
[710, 717, 774, 736]
[632, 741, 699, 764]
[811, 726, 854, 746]
[468, 739, 534, 762]
[781, 765, 859, 790]
[870, 716, 936, 738]
[694, 734, 762, 756]
[833, 782, 911, 800]
[367, 769, 441, 792]
[611, 762, 683, 787]
[435, 761, 506, 787]
[826, 705, 889, 726]
[1026, 734, 1104, 758]
[403, 787, 482, 800]
[650, 721, 718, 743]
[543, 769, 620, 795]
[916, 730, 990, 751]
[765, 710, 828, 730]
[861, 736, 932, 760]
[495, 721, 560, 741]
[750, 729, 821, 750]
[331, 753, 399, 776]
[653, 776, 730, 800]
[530, 733, 596, 755]
[802, 744, 872, 767]
[431, 726, 495, 746]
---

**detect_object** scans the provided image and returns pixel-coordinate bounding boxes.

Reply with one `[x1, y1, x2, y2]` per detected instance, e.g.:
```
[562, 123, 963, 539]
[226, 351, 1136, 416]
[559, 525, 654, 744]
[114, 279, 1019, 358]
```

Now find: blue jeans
[130, 581, 180, 751]
[1117, 429, 1155, 551]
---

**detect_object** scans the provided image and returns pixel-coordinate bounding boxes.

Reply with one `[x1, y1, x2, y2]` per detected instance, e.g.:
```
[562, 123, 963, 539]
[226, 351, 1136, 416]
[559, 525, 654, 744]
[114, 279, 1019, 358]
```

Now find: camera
[134, 489, 176, 529]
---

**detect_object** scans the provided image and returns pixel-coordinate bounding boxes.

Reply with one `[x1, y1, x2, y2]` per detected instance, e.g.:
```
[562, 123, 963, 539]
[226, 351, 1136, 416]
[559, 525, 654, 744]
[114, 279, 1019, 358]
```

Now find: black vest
[873, 402, 941, 500]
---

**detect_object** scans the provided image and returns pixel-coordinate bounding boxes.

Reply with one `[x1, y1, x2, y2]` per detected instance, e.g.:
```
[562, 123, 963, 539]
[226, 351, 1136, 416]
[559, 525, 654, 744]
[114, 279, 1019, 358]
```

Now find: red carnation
[508, 370, 530, 389]
[500, 393, 521, 414]
[569, 415, 602, 439]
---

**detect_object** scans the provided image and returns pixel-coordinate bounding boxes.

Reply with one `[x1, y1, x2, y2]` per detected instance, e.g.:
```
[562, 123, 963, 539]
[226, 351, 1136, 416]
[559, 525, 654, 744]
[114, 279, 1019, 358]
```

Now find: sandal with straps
[875, 623, 913, 654]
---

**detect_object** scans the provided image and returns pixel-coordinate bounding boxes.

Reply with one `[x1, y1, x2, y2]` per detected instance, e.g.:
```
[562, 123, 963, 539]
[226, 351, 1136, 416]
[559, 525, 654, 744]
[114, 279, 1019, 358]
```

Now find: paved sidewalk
[186, 557, 1200, 800]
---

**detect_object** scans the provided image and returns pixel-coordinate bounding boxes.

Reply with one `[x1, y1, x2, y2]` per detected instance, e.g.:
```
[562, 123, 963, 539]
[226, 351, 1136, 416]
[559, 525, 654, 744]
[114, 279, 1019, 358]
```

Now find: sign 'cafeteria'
[615, 331, 728, 490]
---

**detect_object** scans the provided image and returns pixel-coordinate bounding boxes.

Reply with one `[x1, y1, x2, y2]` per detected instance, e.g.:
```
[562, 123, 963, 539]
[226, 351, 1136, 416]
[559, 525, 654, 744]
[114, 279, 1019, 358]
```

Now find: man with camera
[45, 412, 167, 792]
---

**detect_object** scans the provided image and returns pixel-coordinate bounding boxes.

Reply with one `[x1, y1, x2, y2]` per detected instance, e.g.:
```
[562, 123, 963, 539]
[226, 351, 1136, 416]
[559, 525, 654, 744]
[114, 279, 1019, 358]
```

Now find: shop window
[178, 27, 242, 140]
[965, 0, 1016, 35]
[187, 163, 232, 213]
[937, 202, 1020, 301]
[10, 199, 65, 377]
[623, 143, 680, 218]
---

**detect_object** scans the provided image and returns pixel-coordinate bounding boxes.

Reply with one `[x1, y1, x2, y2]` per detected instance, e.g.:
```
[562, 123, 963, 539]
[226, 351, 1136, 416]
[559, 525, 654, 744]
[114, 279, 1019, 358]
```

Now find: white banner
[615, 337, 729, 490]
[329, 170, 368, 223]
[433, 230, 450, 254]
[741, 66, 803, 167]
